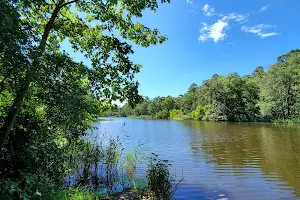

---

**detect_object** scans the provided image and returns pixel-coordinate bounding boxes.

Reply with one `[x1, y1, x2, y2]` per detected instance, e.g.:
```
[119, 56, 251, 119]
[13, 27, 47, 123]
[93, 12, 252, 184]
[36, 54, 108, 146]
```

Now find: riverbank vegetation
[109, 49, 300, 123]
[0, 0, 181, 199]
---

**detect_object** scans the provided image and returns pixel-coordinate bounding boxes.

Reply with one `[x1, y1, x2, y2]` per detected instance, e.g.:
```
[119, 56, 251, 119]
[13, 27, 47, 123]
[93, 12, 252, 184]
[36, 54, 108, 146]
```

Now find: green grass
[64, 188, 107, 200]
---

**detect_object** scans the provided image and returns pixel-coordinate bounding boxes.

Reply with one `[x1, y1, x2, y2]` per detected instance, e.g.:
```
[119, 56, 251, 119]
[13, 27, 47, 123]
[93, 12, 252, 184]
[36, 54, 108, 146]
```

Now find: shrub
[169, 109, 184, 120]
[146, 153, 182, 200]
[154, 110, 170, 119]
[0, 173, 65, 200]
[191, 105, 211, 121]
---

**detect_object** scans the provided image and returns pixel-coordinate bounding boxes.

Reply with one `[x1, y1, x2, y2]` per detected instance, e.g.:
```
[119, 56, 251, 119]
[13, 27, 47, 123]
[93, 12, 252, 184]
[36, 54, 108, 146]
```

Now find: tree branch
[58, 0, 79, 8]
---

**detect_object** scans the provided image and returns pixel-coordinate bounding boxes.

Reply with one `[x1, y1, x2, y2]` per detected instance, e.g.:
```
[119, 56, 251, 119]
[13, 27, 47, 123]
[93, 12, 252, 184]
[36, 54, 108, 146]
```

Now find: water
[92, 118, 300, 200]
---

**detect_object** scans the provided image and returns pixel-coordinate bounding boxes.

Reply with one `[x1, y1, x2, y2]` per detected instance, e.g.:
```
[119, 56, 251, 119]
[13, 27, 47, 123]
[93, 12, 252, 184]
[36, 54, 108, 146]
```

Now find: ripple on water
[95, 118, 300, 200]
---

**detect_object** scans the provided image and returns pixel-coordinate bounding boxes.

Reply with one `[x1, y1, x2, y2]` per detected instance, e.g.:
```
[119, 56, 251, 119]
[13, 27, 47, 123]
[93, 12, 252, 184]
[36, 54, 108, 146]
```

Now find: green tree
[0, 0, 170, 146]
[259, 50, 300, 120]
[154, 109, 170, 119]
[133, 100, 149, 116]
[147, 97, 164, 116]
[162, 96, 175, 111]
[169, 109, 183, 120]
[191, 105, 211, 121]
[188, 83, 198, 92]
[115, 49, 300, 123]
[182, 85, 198, 114]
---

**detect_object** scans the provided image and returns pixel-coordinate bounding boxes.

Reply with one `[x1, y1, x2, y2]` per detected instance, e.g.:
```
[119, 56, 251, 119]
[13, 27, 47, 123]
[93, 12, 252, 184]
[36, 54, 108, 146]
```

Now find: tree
[182, 85, 198, 114]
[253, 66, 264, 76]
[188, 83, 198, 92]
[147, 97, 164, 116]
[115, 49, 300, 123]
[162, 96, 175, 111]
[259, 50, 300, 120]
[0, 0, 170, 146]
[191, 105, 211, 121]
[133, 100, 149, 116]
[154, 109, 170, 119]
[169, 109, 183, 120]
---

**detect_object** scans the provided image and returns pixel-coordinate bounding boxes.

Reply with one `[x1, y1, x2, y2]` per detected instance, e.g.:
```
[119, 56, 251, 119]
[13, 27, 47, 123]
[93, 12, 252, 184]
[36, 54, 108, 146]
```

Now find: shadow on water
[181, 121, 300, 198]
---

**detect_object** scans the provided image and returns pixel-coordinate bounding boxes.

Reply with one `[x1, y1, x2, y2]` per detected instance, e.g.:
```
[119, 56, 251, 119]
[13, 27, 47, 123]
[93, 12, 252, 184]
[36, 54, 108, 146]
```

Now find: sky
[62, 0, 300, 99]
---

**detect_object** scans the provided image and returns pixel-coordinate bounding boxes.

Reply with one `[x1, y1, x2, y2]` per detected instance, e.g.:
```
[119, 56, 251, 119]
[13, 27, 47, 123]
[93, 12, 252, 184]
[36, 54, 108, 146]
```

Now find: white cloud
[201, 4, 248, 22]
[202, 4, 215, 16]
[198, 9, 248, 43]
[259, 32, 278, 38]
[221, 13, 248, 22]
[198, 20, 228, 43]
[226, 42, 236, 45]
[198, 4, 249, 43]
[241, 24, 278, 38]
[259, 6, 268, 12]
[187, 0, 193, 4]
[197, 4, 278, 43]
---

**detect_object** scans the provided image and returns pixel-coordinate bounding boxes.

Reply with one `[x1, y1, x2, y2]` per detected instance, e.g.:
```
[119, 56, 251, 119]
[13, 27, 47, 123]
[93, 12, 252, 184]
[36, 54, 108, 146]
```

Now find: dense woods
[111, 49, 300, 123]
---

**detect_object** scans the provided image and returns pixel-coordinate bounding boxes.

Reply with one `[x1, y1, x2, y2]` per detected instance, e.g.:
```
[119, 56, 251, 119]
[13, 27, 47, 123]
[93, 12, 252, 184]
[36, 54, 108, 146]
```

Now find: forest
[110, 49, 300, 123]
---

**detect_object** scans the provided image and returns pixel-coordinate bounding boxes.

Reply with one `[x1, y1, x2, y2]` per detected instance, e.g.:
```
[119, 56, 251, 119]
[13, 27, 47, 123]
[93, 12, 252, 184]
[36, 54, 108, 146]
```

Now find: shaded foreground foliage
[0, 0, 181, 199]
[111, 50, 300, 122]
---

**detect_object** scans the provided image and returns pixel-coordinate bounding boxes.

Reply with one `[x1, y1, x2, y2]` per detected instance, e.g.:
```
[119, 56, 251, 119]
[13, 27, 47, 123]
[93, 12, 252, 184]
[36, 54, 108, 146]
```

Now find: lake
[92, 118, 300, 200]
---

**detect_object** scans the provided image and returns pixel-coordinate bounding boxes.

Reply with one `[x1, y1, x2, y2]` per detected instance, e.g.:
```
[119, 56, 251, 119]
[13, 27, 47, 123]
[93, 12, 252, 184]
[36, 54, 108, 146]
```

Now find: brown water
[95, 118, 300, 200]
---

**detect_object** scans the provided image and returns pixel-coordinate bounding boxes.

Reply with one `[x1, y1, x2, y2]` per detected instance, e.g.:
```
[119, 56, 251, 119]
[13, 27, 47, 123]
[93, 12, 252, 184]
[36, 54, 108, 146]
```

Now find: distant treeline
[108, 49, 300, 122]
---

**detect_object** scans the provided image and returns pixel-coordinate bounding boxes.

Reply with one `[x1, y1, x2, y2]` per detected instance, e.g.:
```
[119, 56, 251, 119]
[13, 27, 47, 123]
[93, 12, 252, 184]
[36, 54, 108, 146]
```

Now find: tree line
[109, 49, 300, 123]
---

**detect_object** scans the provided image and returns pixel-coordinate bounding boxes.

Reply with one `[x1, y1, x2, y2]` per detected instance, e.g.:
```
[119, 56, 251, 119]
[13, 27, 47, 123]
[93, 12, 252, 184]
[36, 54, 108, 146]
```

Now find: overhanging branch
[58, 0, 80, 8]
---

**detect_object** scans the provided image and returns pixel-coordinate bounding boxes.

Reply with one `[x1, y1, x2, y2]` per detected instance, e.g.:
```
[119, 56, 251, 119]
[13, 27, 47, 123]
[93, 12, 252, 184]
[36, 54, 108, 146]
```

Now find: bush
[191, 105, 211, 121]
[146, 153, 182, 200]
[169, 109, 183, 120]
[0, 173, 65, 200]
[154, 110, 170, 119]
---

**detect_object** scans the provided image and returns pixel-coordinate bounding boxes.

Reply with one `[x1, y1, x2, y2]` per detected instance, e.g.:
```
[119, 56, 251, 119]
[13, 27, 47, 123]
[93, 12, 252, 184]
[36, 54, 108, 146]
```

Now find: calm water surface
[93, 118, 300, 200]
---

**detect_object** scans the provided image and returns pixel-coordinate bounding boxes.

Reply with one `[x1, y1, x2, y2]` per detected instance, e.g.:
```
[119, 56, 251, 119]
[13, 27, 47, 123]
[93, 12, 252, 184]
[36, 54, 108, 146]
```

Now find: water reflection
[182, 121, 300, 197]
[97, 118, 300, 199]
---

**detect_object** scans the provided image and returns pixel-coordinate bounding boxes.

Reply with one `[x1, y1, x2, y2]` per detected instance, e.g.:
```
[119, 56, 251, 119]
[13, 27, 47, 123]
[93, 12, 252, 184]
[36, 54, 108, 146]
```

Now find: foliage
[0, 0, 170, 144]
[191, 105, 211, 121]
[131, 179, 148, 194]
[113, 50, 300, 123]
[146, 153, 182, 200]
[154, 109, 170, 119]
[169, 109, 183, 120]
[0, 172, 67, 200]
[0, 0, 170, 199]
[124, 150, 146, 178]
[66, 187, 106, 200]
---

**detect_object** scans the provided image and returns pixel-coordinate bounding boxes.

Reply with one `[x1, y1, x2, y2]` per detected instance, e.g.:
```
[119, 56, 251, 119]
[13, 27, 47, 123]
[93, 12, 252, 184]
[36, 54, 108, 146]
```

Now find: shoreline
[105, 116, 300, 125]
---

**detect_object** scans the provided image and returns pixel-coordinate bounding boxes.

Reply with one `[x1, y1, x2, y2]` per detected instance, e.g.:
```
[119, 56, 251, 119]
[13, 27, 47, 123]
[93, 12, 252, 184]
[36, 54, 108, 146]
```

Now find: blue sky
[63, 0, 300, 98]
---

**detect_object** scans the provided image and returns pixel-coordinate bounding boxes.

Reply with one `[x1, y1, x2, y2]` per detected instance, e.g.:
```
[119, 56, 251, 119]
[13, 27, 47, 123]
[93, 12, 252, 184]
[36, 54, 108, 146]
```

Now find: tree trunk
[0, 81, 29, 146]
[0, 1, 64, 147]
